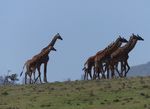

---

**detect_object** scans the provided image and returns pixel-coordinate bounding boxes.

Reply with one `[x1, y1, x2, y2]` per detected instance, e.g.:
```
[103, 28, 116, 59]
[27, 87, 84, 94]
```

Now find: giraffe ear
[55, 33, 58, 36]
[132, 33, 135, 36]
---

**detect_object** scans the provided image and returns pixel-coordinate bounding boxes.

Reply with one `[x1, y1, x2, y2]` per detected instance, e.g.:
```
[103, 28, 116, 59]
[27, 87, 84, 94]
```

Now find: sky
[0, 0, 149, 82]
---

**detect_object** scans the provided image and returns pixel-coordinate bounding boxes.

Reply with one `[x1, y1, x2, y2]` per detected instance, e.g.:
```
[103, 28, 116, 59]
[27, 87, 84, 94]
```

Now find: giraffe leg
[124, 61, 130, 77]
[44, 62, 48, 83]
[121, 61, 127, 77]
[86, 72, 88, 80]
[32, 70, 37, 83]
[106, 67, 109, 79]
[25, 72, 27, 84]
[95, 67, 100, 79]
[29, 71, 33, 84]
[94, 61, 98, 79]
[117, 61, 125, 78]
[29, 75, 32, 84]
[84, 68, 88, 80]
[96, 62, 103, 79]
[93, 67, 97, 80]
[29, 71, 32, 84]
[89, 70, 92, 80]
[37, 66, 42, 83]
[33, 71, 36, 82]
[101, 64, 106, 79]
[110, 65, 115, 78]
[116, 67, 121, 77]
[104, 63, 109, 79]
[84, 70, 86, 80]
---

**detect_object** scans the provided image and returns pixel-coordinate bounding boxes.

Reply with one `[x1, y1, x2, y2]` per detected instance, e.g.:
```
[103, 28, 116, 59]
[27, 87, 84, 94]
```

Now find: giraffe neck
[120, 36, 134, 53]
[49, 36, 58, 46]
[41, 36, 58, 52]
[126, 39, 138, 53]
[40, 47, 52, 59]
[105, 38, 122, 55]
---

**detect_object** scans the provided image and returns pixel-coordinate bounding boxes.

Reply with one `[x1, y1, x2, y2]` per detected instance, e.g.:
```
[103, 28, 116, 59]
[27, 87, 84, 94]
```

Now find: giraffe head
[137, 34, 144, 41]
[118, 36, 128, 43]
[55, 33, 63, 40]
[50, 46, 57, 51]
[131, 33, 144, 41]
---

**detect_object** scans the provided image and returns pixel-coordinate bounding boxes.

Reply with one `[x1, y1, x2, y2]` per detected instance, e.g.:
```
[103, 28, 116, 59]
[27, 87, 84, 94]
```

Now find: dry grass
[0, 76, 150, 109]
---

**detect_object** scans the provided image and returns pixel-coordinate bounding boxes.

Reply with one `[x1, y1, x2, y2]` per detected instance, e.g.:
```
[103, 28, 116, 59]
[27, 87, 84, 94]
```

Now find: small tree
[4, 73, 19, 85]
[0, 76, 4, 85]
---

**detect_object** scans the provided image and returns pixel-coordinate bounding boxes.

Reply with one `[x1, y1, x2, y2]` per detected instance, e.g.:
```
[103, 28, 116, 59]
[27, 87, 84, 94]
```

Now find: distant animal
[20, 46, 56, 84]
[109, 34, 144, 78]
[38, 33, 63, 83]
[20, 33, 62, 84]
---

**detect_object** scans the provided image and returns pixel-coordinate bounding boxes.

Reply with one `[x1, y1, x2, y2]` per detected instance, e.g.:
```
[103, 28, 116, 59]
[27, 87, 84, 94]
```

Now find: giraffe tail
[83, 60, 88, 71]
[20, 62, 27, 77]
[82, 67, 86, 71]
[84, 61, 87, 66]
[20, 71, 23, 77]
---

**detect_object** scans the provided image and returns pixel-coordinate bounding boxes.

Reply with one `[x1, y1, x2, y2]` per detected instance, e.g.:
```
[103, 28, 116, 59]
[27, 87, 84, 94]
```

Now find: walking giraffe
[109, 34, 144, 78]
[83, 55, 96, 80]
[38, 33, 63, 82]
[21, 33, 62, 83]
[20, 46, 56, 84]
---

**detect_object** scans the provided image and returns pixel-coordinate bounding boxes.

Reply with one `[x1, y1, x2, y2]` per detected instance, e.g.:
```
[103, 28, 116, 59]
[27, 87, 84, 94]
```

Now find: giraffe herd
[20, 33, 143, 84]
[83, 34, 144, 80]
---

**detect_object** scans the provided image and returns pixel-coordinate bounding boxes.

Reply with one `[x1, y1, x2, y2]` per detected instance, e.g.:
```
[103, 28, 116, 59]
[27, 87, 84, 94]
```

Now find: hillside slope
[0, 77, 150, 109]
[128, 62, 150, 76]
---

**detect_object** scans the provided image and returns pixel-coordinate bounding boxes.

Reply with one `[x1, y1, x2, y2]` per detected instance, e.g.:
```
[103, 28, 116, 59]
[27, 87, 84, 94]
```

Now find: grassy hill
[0, 76, 150, 109]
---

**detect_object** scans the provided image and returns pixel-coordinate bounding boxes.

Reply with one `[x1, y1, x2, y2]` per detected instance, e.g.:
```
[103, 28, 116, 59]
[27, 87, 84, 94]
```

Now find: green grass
[0, 76, 150, 109]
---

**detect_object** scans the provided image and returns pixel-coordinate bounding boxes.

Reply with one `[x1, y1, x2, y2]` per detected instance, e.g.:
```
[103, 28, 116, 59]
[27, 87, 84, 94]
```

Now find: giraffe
[108, 36, 136, 78]
[83, 46, 112, 80]
[83, 36, 128, 80]
[20, 46, 56, 84]
[94, 36, 128, 79]
[109, 34, 144, 78]
[20, 59, 37, 84]
[83, 55, 96, 80]
[37, 33, 63, 83]
[33, 45, 58, 83]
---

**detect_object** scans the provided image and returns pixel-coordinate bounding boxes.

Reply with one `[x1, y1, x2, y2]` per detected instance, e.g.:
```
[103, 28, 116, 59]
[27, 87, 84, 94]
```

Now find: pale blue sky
[0, 0, 149, 82]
